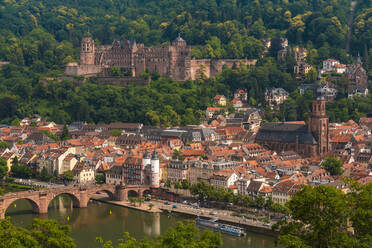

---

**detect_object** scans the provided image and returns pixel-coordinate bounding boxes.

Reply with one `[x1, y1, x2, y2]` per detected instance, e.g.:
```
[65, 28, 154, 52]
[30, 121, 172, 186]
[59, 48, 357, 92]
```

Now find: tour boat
[195, 218, 247, 237]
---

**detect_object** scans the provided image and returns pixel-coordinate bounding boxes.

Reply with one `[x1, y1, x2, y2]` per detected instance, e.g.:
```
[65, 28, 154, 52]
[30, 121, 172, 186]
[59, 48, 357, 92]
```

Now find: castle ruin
[65, 36, 257, 81]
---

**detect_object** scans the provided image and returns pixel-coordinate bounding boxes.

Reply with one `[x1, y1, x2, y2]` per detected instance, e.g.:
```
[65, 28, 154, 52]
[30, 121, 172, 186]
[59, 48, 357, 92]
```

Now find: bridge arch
[89, 189, 115, 200]
[47, 192, 81, 209]
[99, 190, 115, 199]
[4, 198, 40, 217]
[143, 189, 151, 197]
[128, 189, 139, 198]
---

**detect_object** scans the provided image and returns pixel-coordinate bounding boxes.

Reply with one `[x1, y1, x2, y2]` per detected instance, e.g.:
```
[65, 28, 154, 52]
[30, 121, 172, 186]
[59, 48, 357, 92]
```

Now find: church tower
[80, 37, 95, 65]
[308, 74, 329, 156]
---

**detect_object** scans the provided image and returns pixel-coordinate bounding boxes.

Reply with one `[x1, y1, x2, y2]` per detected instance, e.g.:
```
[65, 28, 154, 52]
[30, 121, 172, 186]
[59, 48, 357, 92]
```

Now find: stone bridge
[0, 184, 151, 219]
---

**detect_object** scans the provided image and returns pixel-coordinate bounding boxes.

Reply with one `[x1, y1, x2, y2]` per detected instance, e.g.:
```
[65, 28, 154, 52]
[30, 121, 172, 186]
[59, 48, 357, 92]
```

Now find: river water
[5, 195, 276, 248]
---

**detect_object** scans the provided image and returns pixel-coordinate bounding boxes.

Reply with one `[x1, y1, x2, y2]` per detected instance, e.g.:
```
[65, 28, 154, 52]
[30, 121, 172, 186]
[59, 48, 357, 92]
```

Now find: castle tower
[172, 33, 187, 47]
[80, 37, 95, 65]
[308, 98, 329, 156]
[150, 151, 160, 188]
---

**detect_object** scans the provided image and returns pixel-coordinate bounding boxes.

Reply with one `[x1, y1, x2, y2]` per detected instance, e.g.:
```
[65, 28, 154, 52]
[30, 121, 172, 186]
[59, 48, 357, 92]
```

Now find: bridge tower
[150, 151, 160, 188]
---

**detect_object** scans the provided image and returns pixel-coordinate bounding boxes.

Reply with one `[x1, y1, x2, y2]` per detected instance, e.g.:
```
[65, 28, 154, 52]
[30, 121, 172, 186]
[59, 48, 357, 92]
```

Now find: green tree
[181, 179, 190, 190]
[165, 179, 172, 188]
[129, 197, 137, 206]
[11, 118, 20, 127]
[95, 174, 105, 184]
[0, 159, 8, 180]
[148, 203, 154, 210]
[11, 164, 32, 179]
[97, 222, 222, 248]
[111, 66, 122, 77]
[0, 217, 75, 248]
[29, 218, 76, 248]
[174, 181, 182, 192]
[276, 185, 350, 248]
[60, 123, 70, 141]
[350, 183, 372, 239]
[321, 157, 343, 176]
[62, 170, 74, 181]
[0, 142, 9, 149]
[172, 150, 183, 160]
[39, 167, 51, 182]
[109, 129, 122, 137]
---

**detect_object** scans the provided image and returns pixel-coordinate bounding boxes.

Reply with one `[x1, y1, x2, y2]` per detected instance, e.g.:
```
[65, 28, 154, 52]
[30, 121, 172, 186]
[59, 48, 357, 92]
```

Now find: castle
[65, 36, 256, 81]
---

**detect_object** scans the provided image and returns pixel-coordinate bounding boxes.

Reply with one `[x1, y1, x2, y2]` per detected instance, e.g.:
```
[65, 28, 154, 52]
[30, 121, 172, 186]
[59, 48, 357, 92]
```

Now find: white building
[210, 169, 238, 189]
[322, 59, 346, 73]
[73, 162, 95, 184]
[265, 88, 289, 106]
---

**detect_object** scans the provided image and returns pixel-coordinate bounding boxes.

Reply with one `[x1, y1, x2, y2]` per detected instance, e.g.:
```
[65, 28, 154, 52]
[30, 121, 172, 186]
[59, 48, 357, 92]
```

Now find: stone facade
[66, 36, 256, 81]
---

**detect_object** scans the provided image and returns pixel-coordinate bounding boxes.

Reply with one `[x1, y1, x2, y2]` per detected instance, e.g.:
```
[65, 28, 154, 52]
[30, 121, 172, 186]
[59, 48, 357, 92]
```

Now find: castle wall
[189, 59, 211, 80]
[65, 64, 103, 76]
[143, 46, 171, 77]
[90, 76, 149, 87]
[189, 59, 257, 80]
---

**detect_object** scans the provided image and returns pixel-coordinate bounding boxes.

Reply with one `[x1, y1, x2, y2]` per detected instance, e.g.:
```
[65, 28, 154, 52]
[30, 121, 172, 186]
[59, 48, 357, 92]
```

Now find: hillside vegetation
[0, 0, 371, 125]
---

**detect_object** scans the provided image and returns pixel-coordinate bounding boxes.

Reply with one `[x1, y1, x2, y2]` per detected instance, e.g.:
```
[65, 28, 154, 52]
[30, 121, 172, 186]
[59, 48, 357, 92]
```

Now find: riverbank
[158, 204, 278, 237]
[91, 194, 162, 213]
[91, 195, 278, 237]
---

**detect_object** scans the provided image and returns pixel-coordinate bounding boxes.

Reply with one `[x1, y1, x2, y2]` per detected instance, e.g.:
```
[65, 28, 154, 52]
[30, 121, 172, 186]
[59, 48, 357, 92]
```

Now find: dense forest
[0, 0, 371, 125]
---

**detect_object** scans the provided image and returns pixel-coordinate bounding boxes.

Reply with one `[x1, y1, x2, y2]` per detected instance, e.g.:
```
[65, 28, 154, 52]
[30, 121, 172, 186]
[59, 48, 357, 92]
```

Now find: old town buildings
[1, 108, 372, 205]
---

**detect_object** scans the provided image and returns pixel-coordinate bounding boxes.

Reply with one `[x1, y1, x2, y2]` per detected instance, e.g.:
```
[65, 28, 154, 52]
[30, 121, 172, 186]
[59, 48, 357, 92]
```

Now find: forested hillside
[0, 0, 371, 125]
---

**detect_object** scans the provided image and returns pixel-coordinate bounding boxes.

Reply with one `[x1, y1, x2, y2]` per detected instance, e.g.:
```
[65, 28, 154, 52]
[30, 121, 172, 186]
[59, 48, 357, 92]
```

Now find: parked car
[263, 222, 271, 227]
[172, 205, 178, 209]
[164, 202, 170, 205]
[209, 211, 217, 216]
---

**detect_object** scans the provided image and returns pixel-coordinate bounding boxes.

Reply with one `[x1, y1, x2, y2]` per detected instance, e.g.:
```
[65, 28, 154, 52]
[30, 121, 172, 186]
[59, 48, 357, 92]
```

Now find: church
[256, 97, 329, 157]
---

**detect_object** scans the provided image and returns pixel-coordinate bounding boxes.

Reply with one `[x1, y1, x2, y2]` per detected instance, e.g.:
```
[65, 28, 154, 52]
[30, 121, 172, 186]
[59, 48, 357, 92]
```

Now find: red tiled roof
[214, 95, 225, 100]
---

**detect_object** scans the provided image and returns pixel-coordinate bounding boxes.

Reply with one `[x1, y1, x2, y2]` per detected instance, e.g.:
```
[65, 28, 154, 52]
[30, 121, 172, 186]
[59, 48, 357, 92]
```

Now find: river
[5, 195, 276, 247]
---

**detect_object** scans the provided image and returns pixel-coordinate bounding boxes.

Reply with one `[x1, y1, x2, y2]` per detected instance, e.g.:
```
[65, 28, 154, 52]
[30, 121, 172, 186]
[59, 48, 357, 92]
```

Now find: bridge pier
[79, 188, 89, 208]
[39, 193, 49, 214]
[115, 186, 128, 201]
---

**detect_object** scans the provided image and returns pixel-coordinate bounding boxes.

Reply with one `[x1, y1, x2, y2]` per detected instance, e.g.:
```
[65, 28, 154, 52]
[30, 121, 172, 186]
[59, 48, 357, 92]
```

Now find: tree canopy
[0, 218, 75, 248]
[0, 0, 369, 125]
[321, 157, 343, 176]
[275, 183, 372, 248]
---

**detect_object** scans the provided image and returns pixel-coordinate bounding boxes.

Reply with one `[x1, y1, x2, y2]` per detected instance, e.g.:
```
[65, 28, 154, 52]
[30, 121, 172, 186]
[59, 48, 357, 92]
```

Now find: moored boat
[195, 218, 247, 237]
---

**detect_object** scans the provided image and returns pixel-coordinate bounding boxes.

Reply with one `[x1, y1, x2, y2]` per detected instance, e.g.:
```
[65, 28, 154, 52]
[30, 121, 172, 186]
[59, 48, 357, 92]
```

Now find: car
[209, 211, 217, 216]
[144, 198, 151, 201]
[164, 202, 170, 205]
[172, 205, 178, 209]
[263, 222, 271, 226]
[96, 191, 101, 194]
[182, 200, 188, 204]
